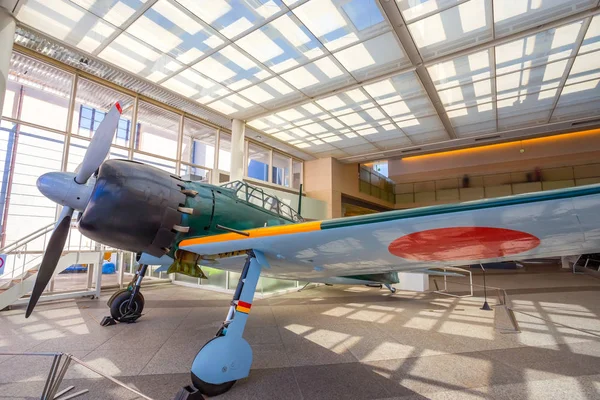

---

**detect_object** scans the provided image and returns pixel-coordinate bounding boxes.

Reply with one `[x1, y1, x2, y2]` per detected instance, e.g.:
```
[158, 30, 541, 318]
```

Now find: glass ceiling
[15, 0, 600, 159]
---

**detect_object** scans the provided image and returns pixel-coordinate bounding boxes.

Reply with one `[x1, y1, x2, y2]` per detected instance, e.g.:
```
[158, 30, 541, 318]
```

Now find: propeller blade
[25, 206, 74, 318]
[75, 102, 122, 184]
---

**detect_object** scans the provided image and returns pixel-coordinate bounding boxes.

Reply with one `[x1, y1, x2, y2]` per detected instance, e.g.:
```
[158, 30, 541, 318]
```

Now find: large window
[181, 118, 216, 170]
[135, 101, 179, 160]
[272, 152, 291, 187]
[247, 143, 270, 182]
[71, 78, 135, 147]
[292, 159, 302, 189]
[2, 54, 72, 132]
[218, 133, 231, 173]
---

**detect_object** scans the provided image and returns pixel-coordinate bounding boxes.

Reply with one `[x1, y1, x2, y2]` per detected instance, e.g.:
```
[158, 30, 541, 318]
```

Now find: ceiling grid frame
[546, 17, 594, 123]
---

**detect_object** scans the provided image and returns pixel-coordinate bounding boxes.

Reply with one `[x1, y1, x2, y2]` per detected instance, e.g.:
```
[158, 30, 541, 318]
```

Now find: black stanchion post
[480, 263, 492, 311]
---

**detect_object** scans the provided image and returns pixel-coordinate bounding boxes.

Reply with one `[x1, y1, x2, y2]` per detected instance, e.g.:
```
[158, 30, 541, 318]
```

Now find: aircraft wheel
[191, 336, 236, 396]
[109, 291, 144, 322]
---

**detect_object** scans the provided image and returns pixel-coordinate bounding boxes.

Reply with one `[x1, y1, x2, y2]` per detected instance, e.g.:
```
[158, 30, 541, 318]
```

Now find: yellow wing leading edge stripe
[180, 221, 322, 247]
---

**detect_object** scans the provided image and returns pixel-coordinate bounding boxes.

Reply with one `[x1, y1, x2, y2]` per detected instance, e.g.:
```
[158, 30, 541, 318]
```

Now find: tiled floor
[1, 263, 600, 399]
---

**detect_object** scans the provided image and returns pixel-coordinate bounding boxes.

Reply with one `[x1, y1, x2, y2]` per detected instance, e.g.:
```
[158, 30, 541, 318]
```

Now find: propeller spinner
[26, 102, 122, 318]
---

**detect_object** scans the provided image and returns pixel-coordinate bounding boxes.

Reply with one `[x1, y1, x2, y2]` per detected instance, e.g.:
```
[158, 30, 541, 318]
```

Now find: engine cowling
[78, 159, 187, 257]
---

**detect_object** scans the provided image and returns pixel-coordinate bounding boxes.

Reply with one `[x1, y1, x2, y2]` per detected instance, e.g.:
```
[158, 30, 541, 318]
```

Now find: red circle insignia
[388, 227, 540, 261]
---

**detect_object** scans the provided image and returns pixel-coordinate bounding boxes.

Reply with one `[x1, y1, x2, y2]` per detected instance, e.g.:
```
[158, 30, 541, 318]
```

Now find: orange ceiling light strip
[403, 128, 600, 161]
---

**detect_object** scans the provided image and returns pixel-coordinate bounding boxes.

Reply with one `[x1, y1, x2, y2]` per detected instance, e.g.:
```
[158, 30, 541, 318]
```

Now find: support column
[230, 119, 245, 182]
[0, 7, 16, 116]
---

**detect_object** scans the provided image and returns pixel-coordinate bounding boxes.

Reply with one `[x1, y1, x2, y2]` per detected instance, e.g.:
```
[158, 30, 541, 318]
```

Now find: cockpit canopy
[220, 181, 303, 223]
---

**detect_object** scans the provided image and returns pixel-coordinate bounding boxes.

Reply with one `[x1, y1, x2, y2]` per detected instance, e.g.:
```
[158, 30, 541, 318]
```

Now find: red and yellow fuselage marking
[236, 300, 252, 314]
[180, 221, 322, 247]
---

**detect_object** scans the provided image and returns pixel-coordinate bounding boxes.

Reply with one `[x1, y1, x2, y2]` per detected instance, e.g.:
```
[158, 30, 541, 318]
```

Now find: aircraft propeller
[25, 102, 122, 318]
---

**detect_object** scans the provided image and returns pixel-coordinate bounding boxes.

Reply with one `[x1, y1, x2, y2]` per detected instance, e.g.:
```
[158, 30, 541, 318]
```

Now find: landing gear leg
[384, 283, 397, 294]
[178, 250, 265, 398]
[106, 263, 147, 324]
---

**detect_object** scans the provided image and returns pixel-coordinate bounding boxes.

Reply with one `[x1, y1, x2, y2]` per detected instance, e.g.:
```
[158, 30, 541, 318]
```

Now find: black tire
[191, 372, 236, 397]
[191, 336, 236, 396]
[109, 291, 144, 322]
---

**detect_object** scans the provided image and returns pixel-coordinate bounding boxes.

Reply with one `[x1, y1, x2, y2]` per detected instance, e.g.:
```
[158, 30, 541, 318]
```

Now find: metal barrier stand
[0, 352, 154, 400]
[431, 277, 521, 333]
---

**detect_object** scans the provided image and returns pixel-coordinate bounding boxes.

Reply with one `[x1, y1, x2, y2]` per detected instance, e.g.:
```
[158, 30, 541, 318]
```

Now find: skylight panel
[448, 104, 496, 136]
[381, 96, 435, 120]
[193, 45, 270, 90]
[281, 57, 349, 94]
[565, 51, 600, 85]
[364, 72, 425, 105]
[493, 0, 596, 38]
[18, 0, 116, 53]
[301, 103, 324, 115]
[293, 0, 388, 51]
[276, 108, 306, 122]
[70, 0, 142, 27]
[495, 22, 582, 75]
[238, 85, 274, 104]
[396, 0, 461, 23]
[333, 32, 407, 79]
[281, 66, 320, 89]
[408, 0, 492, 60]
[127, 16, 184, 54]
[497, 88, 557, 129]
[580, 15, 600, 55]
[551, 79, 600, 121]
[176, 0, 285, 39]
[338, 113, 367, 126]
[496, 60, 568, 100]
[398, 116, 445, 135]
[100, 33, 182, 81]
[428, 50, 491, 90]
[236, 12, 324, 73]
[438, 79, 493, 110]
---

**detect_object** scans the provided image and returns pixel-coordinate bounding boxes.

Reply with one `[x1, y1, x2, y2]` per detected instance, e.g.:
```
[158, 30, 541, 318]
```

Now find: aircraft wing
[179, 184, 600, 280]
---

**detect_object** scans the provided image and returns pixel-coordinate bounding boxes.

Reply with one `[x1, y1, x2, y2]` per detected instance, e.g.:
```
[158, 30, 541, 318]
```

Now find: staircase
[0, 222, 104, 311]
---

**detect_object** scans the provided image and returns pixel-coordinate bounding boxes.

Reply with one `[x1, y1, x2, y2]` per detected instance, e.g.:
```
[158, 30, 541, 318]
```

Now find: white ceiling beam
[377, 0, 457, 139]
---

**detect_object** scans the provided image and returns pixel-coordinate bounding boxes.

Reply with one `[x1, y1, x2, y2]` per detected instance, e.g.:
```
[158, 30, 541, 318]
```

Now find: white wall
[248, 181, 328, 221]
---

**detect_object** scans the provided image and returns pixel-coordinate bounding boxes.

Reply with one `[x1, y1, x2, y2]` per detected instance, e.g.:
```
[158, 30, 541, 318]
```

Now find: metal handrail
[0, 222, 54, 254]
